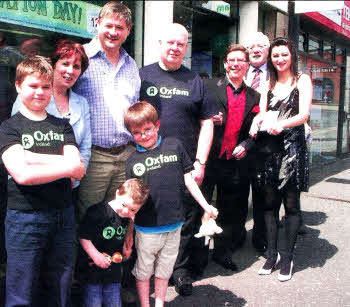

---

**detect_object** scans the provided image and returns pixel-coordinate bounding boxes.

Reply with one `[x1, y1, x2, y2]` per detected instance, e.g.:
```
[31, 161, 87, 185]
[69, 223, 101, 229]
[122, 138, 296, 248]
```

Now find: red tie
[251, 68, 261, 90]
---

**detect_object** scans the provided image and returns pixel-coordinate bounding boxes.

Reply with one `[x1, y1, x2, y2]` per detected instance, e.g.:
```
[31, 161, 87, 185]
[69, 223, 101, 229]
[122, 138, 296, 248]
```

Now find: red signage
[304, 1, 350, 39]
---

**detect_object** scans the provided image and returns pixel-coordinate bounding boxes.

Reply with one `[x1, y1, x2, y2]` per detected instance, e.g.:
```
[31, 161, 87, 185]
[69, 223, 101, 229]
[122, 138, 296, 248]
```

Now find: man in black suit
[202, 44, 260, 270]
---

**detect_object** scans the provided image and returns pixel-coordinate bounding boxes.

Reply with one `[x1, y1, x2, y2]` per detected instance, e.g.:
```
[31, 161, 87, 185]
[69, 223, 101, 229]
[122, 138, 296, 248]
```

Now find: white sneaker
[258, 253, 280, 275]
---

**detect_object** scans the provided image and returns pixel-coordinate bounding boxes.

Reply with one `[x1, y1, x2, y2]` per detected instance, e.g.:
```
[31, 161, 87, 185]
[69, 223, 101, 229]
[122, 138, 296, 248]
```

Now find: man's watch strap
[195, 158, 206, 165]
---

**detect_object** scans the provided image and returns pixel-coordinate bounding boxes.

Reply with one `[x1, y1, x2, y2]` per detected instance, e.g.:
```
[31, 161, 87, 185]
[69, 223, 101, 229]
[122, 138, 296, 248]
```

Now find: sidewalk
[163, 157, 350, 306]
[2, 158, 350, 306]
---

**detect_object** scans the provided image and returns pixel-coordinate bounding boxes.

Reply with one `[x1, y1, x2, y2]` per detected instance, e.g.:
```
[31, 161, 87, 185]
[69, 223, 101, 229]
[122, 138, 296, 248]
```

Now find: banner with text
[0, 0, 100, 38]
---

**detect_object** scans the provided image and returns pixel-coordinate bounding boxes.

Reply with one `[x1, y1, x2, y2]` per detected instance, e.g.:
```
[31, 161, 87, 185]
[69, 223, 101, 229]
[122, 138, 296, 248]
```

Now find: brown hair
[16, 55, 53, 85]
[224, 44, 249, 62]
[124, 101, 159, 132]
[118, 178, 150, 206]
[52, 39, 89, 76]
[99, 1, 132, 27]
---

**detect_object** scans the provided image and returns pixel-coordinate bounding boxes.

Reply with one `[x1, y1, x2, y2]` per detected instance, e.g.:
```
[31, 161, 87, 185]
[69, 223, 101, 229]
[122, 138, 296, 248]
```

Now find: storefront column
[239, 1, 259, 44]
[143, 1, 174, 66]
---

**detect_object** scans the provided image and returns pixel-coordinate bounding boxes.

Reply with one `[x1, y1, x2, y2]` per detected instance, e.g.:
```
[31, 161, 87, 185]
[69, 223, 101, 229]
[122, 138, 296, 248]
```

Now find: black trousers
[0, 164, 8, 264]
[202, 157, 250, 255]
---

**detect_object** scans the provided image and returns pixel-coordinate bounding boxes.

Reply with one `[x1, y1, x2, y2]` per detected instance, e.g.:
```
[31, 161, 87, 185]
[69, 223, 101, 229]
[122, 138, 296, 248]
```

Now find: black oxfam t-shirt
[139, 63, 217, 161]
[78, 202, 129, 284]
[126, 137, 194, 227]
[0, 113, 77, 210]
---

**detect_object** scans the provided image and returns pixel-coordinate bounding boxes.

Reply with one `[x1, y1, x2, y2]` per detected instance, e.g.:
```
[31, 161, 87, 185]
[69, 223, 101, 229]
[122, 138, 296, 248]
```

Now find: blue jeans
[5, 206, 76, 307]
[83, 283, 121, 307]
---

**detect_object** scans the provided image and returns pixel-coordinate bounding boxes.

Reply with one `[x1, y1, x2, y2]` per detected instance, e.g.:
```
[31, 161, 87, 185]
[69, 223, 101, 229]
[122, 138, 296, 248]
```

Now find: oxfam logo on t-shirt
[22, 134, 35, 149]
[146, 86, 158, 96]
[133, 163, 146, 176]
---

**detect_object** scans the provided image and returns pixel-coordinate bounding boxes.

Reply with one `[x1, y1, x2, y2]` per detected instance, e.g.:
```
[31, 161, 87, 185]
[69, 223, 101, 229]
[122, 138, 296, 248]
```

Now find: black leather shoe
[174, 276, 193, 296]
[212, 253, 238, 271]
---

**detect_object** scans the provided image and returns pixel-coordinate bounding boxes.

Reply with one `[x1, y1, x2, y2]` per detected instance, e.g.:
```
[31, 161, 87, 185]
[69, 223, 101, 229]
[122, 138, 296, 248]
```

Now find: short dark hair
[268, 37, 298, 90]
[16, 55, 53, 85]
[124, 101, 159, 132]
[224, 44, 249, 62]
[99, 1, 132, 27]
[52, 39, 89, 76]
[118, 178, 150, 206]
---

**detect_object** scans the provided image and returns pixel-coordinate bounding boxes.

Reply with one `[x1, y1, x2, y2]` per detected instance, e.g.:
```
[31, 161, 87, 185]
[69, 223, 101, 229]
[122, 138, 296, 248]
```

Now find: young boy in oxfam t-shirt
[77, 178, 149, 307]
[124, 101, 218, 307]
[0, 56, 86, 306]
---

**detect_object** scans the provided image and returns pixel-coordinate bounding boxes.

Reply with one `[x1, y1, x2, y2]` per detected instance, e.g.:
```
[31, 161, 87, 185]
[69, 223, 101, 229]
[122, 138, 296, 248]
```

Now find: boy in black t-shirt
[78, 178, 149, 307]
[124, 101, 218, 307]
[0, 56, 86, 306]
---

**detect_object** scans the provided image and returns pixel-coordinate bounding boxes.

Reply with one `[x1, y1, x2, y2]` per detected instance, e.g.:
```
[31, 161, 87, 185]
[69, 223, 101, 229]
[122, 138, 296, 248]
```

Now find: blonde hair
[124, 101, 159, 132]
[118, 178, 150, 206]
[16, 55, 53, 85]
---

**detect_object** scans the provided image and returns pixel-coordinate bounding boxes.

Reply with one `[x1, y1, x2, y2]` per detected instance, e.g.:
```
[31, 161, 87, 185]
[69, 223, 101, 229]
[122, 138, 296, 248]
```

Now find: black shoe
[189, 266, 204, 280]
[174, 276, 193, 296]
[212, 253, 238, 271]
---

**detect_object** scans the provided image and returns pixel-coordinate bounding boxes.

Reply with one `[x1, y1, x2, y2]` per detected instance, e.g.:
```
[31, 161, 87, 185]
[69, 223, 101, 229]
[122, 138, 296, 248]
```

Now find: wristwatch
[195, 158, 206, 165]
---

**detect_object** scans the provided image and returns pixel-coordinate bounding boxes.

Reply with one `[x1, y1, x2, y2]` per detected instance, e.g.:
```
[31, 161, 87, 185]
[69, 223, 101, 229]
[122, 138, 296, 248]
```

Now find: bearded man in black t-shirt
[139, 23, 217, 296]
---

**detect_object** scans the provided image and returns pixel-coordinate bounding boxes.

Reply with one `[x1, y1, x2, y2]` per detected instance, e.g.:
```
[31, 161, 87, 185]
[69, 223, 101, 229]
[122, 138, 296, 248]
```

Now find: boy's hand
[92, 251, 111, 269]
[70, 161, 86, 180]
[191, 161, 205, 186]
[205, 205, 218, 219]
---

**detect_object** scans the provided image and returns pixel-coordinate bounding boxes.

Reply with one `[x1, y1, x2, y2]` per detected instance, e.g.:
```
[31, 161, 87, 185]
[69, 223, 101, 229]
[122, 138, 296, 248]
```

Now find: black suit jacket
[206, 77, 260, 160]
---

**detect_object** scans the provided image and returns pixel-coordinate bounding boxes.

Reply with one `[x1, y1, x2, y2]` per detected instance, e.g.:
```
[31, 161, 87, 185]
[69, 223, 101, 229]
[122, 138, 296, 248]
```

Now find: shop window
[309, 35, 321, 56]
[313, 78, 334, 104]
[298, 33, 307, 52]
[174, 1, 238, 78]
[323, 41, 334, 61]
[335, 46, 345, 65]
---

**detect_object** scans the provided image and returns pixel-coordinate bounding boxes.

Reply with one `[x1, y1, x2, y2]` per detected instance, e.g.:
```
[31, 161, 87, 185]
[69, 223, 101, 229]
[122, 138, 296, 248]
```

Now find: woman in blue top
[12, 39, 92, 203]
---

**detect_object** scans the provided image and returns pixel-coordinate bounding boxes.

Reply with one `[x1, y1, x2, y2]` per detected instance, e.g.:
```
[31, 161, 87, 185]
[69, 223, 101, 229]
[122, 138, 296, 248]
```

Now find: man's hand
[191, 161, 205, 186]
[212, 112, 223, 126]
[92, 251, 111, 269]
[232, 145, 246, 160]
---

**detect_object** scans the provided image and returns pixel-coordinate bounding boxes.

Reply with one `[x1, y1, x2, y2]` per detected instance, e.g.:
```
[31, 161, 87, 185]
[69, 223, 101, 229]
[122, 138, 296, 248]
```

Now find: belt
[92, 144, 128, 155]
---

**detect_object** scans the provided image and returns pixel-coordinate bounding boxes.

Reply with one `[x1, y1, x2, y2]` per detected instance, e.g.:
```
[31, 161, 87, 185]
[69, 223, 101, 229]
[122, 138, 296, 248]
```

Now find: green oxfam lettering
[53, 0, 82, 24]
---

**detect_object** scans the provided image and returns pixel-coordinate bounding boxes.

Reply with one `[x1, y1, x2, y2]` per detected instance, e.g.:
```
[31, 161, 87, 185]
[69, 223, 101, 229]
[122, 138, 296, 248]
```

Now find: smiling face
[224, 50, 249, 83]
[159, 24, 188, 70]
[53, 53, 82, 90]
[271, 45, 292, 73]
[16, 74, 52, 113]
[110, 192, 141, 221]
[97, 14, 130, 52]
[130, 121, 160, 150]
[248, 42, 269, 68]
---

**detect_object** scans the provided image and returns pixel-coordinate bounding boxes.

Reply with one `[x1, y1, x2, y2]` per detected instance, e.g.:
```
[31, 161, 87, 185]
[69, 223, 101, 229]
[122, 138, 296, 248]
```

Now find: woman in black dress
[251, 37, 312, 281]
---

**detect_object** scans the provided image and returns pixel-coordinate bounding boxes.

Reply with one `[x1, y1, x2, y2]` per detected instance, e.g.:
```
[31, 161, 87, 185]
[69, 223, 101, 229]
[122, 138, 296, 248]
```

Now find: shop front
[297, 2, 350, 166]
[173, 0, 239, 78]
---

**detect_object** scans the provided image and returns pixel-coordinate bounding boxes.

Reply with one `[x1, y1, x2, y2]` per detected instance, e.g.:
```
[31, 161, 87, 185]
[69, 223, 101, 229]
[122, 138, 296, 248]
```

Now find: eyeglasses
[226, 58, 247, 65]
[132, 127, 154, 138]
[248, 44, 267, 50]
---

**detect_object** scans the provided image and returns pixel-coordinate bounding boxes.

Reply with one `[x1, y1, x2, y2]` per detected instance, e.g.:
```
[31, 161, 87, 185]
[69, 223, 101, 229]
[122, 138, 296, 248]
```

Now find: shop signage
[0, 0, 100, 38]
[201, 1, 230, 17]
[309, 66, 338, 73]
[304, 1, 350, 40]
